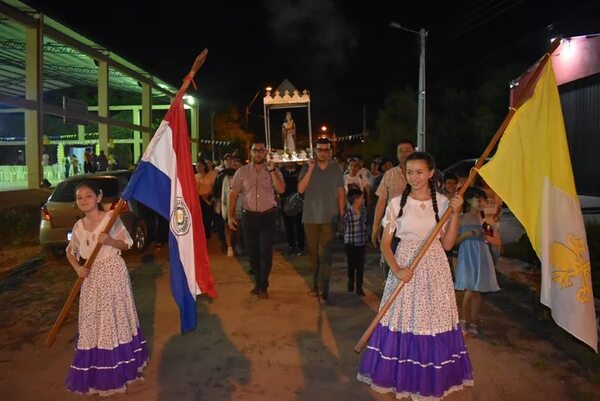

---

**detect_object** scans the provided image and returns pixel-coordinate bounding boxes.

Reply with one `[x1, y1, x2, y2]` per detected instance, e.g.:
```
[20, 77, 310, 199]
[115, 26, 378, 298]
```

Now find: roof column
[141, 82, 152, 157]
[97, 59, 109, 154]
[24, 15, 43, 188]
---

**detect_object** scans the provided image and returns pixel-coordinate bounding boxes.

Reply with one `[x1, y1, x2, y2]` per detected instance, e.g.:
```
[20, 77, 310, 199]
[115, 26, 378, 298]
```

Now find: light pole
[390, 21, 427, 151]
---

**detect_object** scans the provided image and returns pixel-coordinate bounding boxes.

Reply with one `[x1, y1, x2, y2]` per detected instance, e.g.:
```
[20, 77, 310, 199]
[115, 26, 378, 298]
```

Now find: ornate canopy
[262, 79, 313, 159]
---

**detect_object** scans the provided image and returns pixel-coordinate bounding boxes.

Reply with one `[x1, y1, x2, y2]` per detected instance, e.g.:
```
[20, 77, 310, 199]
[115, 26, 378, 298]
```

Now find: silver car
[39, 170, 156, 258]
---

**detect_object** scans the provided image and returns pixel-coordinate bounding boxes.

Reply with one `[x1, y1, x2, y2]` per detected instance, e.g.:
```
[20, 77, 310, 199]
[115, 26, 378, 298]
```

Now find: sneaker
[467, 323, 479, 336]
[257, 290, 269, 299]
[226, 247, 234, 257]
[347, 282, 355, 292]
[356, 288, 366, 296]
[249, 287, 259, 295]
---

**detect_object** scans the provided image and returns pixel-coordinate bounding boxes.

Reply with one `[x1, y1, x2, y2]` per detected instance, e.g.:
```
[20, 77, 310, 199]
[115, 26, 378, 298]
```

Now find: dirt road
[0, 237, 598, 401]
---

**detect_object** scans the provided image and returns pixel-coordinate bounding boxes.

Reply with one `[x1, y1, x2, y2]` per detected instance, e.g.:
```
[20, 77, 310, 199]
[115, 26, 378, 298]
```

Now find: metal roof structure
[0, 0, 176, 102]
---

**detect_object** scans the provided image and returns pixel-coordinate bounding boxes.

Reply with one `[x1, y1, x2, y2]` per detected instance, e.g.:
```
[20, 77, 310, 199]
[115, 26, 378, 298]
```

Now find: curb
[0, 253, 46, 283]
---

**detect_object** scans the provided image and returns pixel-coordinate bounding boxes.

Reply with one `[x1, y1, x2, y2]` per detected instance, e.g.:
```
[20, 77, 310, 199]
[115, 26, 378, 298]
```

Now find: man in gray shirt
[228, 142, 285, 299]
[298, 137, 346, 304]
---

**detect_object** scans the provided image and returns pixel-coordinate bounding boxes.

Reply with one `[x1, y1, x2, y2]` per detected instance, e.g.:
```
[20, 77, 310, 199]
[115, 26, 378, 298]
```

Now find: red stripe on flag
[167, 101, 217, 298]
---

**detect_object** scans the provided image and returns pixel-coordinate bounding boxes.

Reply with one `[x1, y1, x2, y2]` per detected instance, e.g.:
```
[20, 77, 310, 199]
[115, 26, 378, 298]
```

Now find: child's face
[467, 195, 485, 211]
[353, 195, 364, 208]
[76, 186, 101, 213]
[444, 179, 458, 193]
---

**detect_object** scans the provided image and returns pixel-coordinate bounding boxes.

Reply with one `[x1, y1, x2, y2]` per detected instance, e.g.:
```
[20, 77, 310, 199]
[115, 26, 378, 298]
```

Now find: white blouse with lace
[383, 193, 450, 241]
[67, 211, 133, 262]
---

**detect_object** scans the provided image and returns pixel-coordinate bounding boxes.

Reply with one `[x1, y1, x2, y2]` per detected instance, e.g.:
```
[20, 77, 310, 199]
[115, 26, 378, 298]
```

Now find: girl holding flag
[357, 152, 473, 400]
[65, 181, 149, 396]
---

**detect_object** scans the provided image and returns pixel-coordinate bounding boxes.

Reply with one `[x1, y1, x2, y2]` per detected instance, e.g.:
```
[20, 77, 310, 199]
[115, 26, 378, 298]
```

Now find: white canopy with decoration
[263, 79, 313, 162]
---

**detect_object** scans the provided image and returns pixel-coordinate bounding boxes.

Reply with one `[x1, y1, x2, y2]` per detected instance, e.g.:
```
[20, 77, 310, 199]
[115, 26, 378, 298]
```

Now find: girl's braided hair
[396, 152, 439, 222]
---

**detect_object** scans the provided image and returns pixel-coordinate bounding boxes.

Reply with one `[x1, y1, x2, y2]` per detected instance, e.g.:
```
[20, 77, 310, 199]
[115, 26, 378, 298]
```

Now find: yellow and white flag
[479, 61, 597, 351]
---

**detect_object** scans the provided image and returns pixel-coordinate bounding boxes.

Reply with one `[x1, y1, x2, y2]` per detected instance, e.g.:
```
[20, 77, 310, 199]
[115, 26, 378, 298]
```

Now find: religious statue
[281, 111, 296, 154]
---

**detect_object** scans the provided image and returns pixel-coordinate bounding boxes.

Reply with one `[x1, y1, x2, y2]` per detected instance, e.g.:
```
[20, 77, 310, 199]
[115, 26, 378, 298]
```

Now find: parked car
[40, 170, 158, 258]
[441, 158, 491, 188]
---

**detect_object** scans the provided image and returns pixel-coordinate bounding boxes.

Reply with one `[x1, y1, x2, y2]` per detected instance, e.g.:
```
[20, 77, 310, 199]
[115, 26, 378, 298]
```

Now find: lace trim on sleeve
[383, 199, 399, 235]
[108, 213, 133, 249]
[67, 220, 81, 258]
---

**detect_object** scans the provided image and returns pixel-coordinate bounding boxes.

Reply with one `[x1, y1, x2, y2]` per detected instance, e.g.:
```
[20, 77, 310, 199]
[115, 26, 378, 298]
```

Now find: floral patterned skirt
[66, 255, 149, 396]
[357, 239, 473, 400]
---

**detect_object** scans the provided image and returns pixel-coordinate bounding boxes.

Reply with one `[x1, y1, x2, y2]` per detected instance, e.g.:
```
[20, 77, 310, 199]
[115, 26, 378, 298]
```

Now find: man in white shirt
[371, 139, 415, 278]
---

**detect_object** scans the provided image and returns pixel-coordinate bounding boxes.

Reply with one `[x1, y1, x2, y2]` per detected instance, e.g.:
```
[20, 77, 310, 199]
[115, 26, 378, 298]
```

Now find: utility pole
[390, 22, 427, 151]
[417, 27, 426, 151]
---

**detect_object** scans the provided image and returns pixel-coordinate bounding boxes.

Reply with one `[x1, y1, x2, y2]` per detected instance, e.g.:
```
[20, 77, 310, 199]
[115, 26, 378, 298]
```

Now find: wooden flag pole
[354, 42, 560, 354]
[45, 50, 209, 348]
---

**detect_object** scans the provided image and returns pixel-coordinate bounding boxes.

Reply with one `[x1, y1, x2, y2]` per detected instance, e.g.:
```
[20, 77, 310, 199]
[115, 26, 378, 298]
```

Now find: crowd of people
[64, 136, 504, 400]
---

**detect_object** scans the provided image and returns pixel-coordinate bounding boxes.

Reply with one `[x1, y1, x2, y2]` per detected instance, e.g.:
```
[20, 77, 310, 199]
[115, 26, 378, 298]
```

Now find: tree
[362, 87, 417, 161]
[208, 107, 254, 161]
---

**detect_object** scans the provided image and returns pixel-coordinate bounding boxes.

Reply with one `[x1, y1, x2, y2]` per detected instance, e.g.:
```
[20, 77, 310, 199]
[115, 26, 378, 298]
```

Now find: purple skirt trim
[358, 324, 473, 398]
[66, 329, 149, 394]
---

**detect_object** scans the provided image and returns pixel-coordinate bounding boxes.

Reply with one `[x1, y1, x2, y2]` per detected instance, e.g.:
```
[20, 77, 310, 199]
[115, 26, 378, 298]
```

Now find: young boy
[343, 187, 368, 296]
[443, 172, 459, 199]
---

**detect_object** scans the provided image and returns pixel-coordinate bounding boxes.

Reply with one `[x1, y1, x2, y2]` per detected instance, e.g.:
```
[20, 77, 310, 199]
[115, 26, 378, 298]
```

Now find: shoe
[226, 247, 234, 257]
[308, 287, 319, 297]
[288, 246, 297, 255]
[356, 288, 366, 296]
[257, 290, 269, 299]
[319, 295, 331, 305]
[467, 323, 479, 336]
[347, 282, 355, 292]
[249, 287, 259, 295]
[460, 320, 468, 335]
[296, 247, 304, 255]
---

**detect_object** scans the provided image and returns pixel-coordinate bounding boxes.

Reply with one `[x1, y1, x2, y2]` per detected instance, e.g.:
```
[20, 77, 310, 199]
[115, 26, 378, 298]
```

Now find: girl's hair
[462, 186, 488, 213]
[75, 180, 104, 211]
[396, 152, 440, 223]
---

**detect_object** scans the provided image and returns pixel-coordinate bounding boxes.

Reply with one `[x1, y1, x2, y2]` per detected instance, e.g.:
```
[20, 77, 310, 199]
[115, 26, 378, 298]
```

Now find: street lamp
[245, 86, 272, 130]
[390, 21, 427, 151]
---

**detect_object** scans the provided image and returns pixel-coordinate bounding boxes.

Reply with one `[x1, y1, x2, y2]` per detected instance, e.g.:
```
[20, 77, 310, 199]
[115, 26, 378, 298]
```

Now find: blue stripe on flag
[169, 231, 197, 332]
[121, 161, 171, 221]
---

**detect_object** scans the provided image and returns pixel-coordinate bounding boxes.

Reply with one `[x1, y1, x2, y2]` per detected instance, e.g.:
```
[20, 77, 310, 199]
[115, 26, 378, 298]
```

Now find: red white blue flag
[122, 93, 216, 333]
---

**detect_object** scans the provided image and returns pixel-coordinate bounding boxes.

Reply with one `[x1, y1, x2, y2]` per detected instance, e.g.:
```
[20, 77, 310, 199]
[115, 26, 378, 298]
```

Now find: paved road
[0, 234, 599, 401]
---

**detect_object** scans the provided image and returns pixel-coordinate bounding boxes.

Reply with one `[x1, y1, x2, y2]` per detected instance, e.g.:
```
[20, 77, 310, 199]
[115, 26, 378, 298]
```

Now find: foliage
[360, 87, 417, 161]
[199, 108, 254, 162]
[0, 206, 39, 247]
[362, 61, 528, 170]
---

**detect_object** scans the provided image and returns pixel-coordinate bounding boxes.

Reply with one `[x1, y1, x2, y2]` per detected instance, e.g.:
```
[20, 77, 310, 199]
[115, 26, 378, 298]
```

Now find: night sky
[21, 0, 600, 136]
